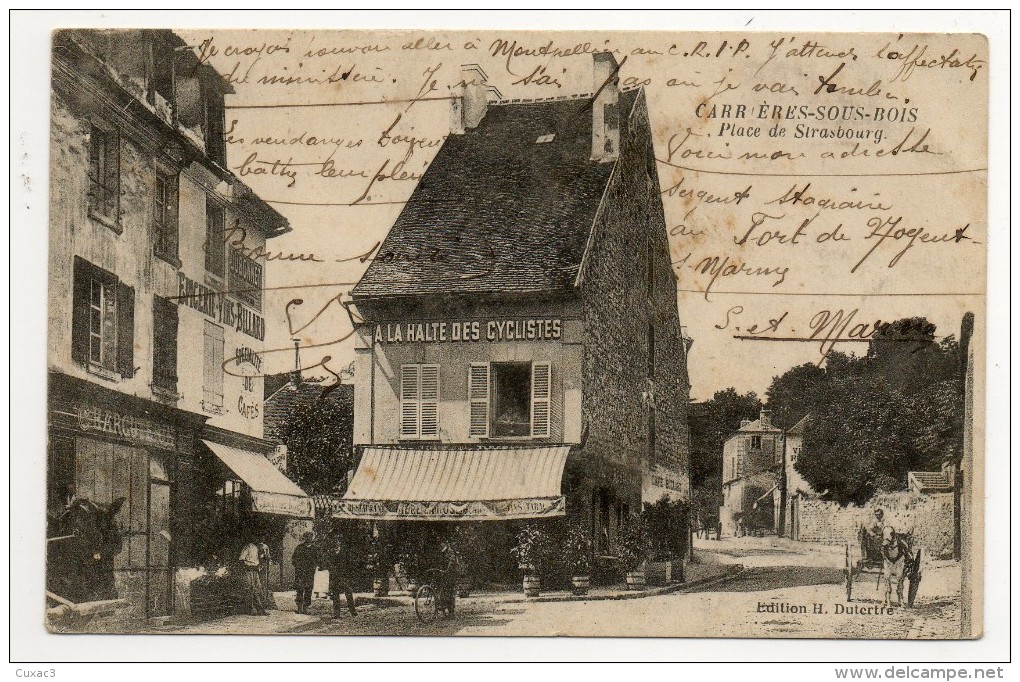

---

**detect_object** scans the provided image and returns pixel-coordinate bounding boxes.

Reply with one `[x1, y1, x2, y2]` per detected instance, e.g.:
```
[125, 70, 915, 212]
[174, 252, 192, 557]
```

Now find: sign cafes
[373, 318, 562, 344]
[176, 273, 265, 341]
[328, 496, 566, 520]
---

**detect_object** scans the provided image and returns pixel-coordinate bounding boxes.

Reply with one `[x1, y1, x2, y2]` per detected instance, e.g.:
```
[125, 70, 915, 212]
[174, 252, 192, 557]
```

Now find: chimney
[591, 51, 621, 163]
[450, 64, 492, 134]
[760, 409, 773, 429]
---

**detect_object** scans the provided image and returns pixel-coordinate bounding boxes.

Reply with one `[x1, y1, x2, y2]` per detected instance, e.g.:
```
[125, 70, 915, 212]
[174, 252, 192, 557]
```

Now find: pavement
[150, 536, 963, 638]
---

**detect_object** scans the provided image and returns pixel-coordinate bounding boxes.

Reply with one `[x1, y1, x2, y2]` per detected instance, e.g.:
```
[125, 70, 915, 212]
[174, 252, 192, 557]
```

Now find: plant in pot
[510, 524, 549, 598]
[563, 522, 593, 596]
[617, 521, 651, 590]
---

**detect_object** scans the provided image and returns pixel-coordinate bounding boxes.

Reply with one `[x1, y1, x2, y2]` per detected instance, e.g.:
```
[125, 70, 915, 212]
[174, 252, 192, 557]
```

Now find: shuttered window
[152, 296, 179, 393]
[468, 363, 490, 438]
[153, 170, 179, 263]
[71, 257, 134, 378]
[530, 361, 552, 438]
[88, 124, 120, 225]
[400, 364, 440, 439]
[202, 322, 225, 411]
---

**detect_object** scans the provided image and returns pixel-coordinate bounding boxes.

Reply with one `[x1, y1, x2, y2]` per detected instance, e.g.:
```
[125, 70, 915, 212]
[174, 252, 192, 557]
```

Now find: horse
[46, 497, 126, 605]
[879, 526, 911, 607]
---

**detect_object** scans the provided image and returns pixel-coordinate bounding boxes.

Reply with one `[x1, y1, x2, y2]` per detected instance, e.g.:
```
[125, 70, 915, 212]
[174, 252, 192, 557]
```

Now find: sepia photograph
[27, 16, 995, 651]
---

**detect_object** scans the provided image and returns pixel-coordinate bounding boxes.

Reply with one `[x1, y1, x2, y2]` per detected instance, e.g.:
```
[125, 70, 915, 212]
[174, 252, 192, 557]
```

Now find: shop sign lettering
[176, 273, 265, 341]
[327, 496, 566, 520]
[76, 404, 176, 450]
[373, 318, 562, 344]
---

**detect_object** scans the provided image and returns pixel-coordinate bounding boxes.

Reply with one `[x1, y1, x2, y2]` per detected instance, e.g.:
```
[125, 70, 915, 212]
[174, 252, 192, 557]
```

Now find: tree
[764, 363, 828, 430]
[282, 385, 356, 495]
[792, 318, 963, 506]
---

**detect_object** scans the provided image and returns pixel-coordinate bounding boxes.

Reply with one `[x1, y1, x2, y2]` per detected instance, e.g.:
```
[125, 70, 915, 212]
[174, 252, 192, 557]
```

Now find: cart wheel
[844, 544, 854, 602]
[414, 584, 438, 625]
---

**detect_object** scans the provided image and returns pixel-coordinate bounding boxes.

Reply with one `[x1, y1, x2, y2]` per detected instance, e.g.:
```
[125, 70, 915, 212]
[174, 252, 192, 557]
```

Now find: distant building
[720, 409, 782, 536]
[338, 53, 693, 572]
[48, 29, 309, 621]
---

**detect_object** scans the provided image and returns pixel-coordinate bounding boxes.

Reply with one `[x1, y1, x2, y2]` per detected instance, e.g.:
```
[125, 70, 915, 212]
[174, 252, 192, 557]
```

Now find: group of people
[291, 531, 357, 618]
[238, 532, 358, 618]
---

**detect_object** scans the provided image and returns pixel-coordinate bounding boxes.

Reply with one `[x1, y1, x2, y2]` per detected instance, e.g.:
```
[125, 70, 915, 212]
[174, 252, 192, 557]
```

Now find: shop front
[47, 372, 313, 622]
[47, 372, 206, 621]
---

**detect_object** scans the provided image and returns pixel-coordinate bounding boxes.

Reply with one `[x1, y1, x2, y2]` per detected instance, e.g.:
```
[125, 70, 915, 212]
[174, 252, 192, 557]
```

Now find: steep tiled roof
[786, 414, 809, 436]
[352, 90, 641, 298]
[736, 418, 782, 434]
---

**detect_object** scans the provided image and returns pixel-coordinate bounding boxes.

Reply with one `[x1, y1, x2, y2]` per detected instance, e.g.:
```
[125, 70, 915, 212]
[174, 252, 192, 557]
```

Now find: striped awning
[329, 445, 571, 521]
[203, 440, 313, 519]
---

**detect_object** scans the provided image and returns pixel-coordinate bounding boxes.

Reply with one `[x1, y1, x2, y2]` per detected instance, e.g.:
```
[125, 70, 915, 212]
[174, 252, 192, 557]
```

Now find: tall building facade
[48, 29, 309, 621]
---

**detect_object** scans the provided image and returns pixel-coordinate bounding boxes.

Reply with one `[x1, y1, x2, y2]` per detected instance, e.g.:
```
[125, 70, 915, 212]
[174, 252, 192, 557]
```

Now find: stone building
[334, 53, 693, 570]
[47, 29, 310, 622]
[720, 409, 782, 536]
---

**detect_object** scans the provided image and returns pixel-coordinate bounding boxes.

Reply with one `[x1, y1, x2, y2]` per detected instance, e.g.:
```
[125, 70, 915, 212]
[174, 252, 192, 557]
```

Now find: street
[178, 537, 960, 639]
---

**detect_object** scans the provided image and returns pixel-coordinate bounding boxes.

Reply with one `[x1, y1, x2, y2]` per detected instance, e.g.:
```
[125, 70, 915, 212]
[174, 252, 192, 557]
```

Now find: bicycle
[413, 567, 456, 624]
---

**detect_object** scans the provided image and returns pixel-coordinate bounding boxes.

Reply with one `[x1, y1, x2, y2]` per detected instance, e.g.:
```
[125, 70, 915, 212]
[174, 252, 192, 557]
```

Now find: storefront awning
[329, 445, 571, 521]
[202, 440, 313, 519]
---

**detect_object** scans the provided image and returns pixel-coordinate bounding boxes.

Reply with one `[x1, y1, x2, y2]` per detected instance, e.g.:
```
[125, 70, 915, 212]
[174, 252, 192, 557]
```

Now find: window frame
[87, 123, 121, 231]
[152, 167, 181, 266]
[469, 360, 553, 440]
[72, 257, 134, 381]
[750, 435, 763, 449]
[204, 197, 227, 283]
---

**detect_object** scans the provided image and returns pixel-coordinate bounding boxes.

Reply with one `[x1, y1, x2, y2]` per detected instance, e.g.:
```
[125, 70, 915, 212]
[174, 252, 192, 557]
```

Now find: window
[604, 103, 619, 130]
[751, 435, 762, 449]
[153, 170, 179, 263]
[791, 446, 801, 464]
[229, 248, 263, 311]
[468, 361, 551, 439]
[71, 257, 134, 378]
[217, 479, 243, 516]
[152, 296, 179, 394]
[202, 321, 225, 411]
[205, 198, 226, 279]
[88, 124, 120, 225]
[399, 364, 439, 439]
[205, 88, 227, 166]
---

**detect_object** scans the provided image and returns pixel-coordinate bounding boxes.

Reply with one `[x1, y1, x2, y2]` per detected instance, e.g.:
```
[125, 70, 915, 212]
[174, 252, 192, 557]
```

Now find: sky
[177, 28, 986, 401]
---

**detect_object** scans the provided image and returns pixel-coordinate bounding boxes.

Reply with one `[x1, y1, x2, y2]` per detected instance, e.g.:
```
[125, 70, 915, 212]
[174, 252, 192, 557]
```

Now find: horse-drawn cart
[844, 526, 922, 606]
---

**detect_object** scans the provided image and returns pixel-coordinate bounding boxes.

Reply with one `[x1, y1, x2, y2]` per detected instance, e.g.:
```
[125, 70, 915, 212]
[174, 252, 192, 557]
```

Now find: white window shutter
[468, 363, 490, 438]
[400, 364, 420, 438]
[531, 361, 551, 438]
[419, 364, 440, 438]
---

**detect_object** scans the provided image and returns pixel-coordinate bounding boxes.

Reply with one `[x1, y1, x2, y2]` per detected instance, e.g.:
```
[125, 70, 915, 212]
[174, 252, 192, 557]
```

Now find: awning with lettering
[328, 445, 571, 521]
[202, 440, 313, 519]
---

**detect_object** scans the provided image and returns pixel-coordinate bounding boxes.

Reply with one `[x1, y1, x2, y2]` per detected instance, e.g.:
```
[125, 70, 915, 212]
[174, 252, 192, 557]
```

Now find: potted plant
[563, 522, 593, 596]
[617, 522, 650, 590]
[510, 524, 549, 597]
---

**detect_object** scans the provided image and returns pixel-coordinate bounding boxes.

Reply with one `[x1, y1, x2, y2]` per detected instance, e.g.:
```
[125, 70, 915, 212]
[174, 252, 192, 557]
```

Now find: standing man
[292, 531, 318, 614]
[327, 534, 358, 618]
[239, 539, 268, 616]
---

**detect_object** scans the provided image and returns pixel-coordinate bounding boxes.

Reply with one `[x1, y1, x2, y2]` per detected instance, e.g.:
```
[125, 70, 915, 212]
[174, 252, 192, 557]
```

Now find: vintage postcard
[44, 27, 986, 639]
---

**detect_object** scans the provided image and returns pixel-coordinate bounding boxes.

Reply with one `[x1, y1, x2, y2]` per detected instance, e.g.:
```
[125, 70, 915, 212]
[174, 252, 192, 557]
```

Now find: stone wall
[792, 492, 955, 559]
